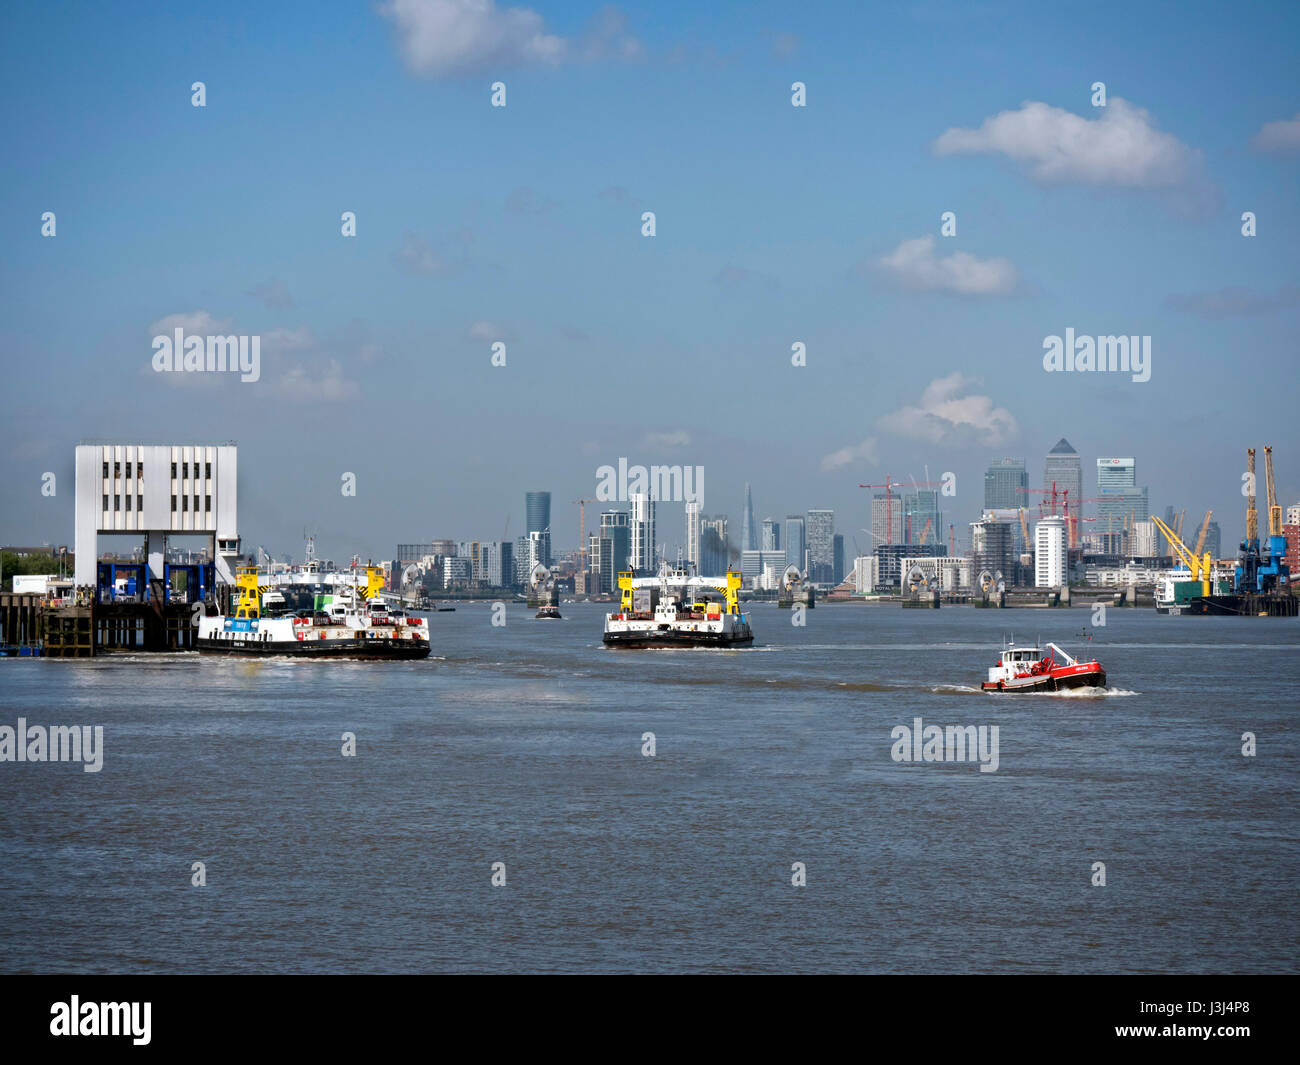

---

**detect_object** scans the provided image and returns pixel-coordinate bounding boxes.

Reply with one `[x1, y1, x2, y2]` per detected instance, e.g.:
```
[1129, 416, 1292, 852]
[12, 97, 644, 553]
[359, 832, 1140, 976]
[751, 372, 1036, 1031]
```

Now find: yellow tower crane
[1246, 448, 1258, 543]
[1193, 509, 1213, 558]
[1264, 446, 1282, 538]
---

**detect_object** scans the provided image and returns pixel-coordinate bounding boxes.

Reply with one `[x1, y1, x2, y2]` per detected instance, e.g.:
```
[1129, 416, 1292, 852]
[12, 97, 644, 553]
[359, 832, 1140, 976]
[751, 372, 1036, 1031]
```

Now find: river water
[1, 603, 1296, 973]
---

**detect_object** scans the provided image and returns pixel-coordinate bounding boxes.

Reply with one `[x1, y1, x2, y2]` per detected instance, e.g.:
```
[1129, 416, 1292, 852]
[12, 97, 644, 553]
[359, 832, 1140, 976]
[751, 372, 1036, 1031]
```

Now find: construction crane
[948, 523, 955, 556]
[1174, 508, 1186, 541]
[858, 475, 944, 545]
[1193, 509, 1213, 558]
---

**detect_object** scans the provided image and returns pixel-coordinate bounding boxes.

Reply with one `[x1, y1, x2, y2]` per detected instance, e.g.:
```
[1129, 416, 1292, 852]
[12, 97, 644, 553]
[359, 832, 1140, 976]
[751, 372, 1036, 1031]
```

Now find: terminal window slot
[125, 496, 132, 511]
[137, 495, 143, 510]
[205, 496, 211, 512]
[113, 495, 120, 511]
[102, 462, 108, 478]
[170, 462, 177, 478]
[102, 494, 108, 510]
[113, 461, 120, 477]
[171, 496, 177, 513]
[205, 462, 212, 478]
[182, 461, 189, 478]
[125, 462, 132, 478]
[182, 496, 188, 512]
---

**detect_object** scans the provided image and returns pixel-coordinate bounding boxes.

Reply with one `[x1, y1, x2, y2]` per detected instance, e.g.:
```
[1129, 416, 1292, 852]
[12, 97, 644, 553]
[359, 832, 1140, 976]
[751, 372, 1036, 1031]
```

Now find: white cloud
[878, 373, 1017, 445]
[379, 0, 639, 77]
[467, 320, 514, 342]
[877, 235, 1016, 295]
[1251, 112, 1300, 153]
[820, 437, 878, 472]
[261, 326, 315, 352]
[148, 310, 226, 336]
[933, 98, 1200, 189]
[274, 359, 361, 403]
[641, 430, 691, 450]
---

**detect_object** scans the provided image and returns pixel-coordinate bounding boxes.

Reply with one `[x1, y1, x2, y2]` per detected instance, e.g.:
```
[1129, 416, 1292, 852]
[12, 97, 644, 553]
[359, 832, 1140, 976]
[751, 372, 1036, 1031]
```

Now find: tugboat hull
[982, 664, 1106, 692]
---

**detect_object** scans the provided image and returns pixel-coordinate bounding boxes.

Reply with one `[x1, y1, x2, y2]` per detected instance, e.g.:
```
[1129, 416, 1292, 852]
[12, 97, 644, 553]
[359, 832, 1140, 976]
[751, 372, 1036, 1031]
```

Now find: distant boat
[535, 604, 562, 620]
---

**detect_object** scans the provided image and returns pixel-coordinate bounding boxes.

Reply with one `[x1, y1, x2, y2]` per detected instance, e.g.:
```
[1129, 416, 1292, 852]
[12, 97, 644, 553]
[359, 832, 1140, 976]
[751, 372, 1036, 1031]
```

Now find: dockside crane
[1233, 445, 1290, 593]
[1235, 448, 1262, 592]
[1193, 510, 1213, 559]
[1152, 513, 1213, 595]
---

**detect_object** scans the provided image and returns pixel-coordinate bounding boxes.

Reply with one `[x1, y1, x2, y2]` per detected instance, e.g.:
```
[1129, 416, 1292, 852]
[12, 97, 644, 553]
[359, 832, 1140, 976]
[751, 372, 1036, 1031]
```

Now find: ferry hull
[197, 636, 430, 660]
[603, 630, 753, 649]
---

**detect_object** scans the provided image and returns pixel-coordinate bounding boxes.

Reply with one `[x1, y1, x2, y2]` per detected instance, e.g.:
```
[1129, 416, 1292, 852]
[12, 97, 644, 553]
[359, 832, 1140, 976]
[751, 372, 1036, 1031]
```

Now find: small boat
[535, 604, 562, 620]
[981, 642, 1105, 693]
[604, 567, 753, 648]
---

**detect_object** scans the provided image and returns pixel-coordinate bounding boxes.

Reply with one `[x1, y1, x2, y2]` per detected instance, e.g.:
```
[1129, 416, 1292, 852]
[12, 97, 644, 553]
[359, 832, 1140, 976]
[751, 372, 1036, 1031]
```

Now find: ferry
[535, 604, 562, 620]
[197, 566, 431, 659]
[603, 568, 753, 648]
[981, 641, 1105, 693]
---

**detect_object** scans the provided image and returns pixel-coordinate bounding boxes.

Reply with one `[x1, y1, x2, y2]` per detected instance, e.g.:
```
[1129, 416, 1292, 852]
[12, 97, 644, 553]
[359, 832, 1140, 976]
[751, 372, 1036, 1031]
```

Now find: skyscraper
[1204, 521, 1221, 560]
[831, 533, 846, 585]
[525, 490, 551, 565]
[871, 493, 904, 545]
[700, 515, 729, 576]
[1044, 438, 1083, 518]
[903, 490, 940, 546]
[740, 483, 757, 551]
[784, 514, 806, 570]
[806, 508, 835, 582]
[984, 459, 1028, 511]
[760, 517, 780, 551]
[630, 493, 655, 571]
[1034, 516, 1067, 587]
[593, 509, 630, 592]
[1096, 457, 1149, 537]
[684, 501, 701, 571]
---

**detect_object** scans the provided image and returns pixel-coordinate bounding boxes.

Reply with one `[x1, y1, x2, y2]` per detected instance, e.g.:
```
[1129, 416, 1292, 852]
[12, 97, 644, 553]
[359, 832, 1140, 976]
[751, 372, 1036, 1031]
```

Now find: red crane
[859, 475, 946, 545]
[1017, 483, 1108, 547]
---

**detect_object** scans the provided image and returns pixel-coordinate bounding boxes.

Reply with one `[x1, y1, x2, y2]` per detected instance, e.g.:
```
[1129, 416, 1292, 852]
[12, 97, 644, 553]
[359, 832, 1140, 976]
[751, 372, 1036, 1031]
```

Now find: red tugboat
[981, 642, 1106, 693]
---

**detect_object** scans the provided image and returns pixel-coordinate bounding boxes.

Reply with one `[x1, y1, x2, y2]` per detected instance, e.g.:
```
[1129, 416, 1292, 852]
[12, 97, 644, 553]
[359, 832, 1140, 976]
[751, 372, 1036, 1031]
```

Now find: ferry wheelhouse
[603, 568, 753, 648]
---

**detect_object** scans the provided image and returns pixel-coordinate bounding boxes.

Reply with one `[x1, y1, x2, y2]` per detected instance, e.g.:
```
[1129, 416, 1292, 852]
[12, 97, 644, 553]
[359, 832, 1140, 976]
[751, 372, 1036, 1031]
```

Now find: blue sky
[2, 0, 1297, 561]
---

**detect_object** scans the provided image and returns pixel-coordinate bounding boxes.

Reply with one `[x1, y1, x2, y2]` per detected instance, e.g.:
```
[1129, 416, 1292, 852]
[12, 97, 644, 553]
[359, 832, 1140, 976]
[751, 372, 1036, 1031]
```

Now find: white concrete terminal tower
[73, 443, 239, 589]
